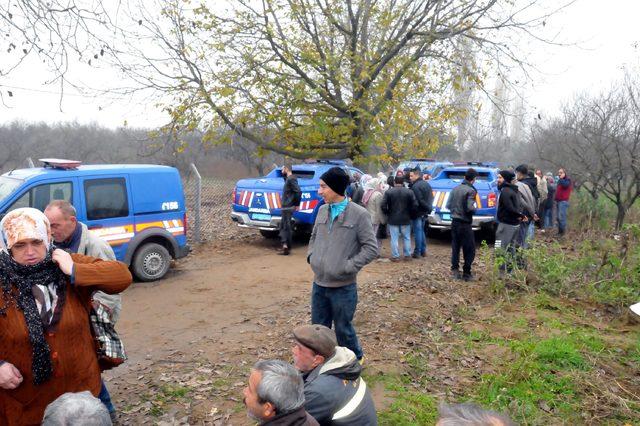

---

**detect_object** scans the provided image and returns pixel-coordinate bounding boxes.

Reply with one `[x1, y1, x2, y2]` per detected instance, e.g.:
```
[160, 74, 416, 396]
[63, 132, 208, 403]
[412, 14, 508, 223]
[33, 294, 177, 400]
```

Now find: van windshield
[440, 171, 492, 182]
[0, 176, 23, 202]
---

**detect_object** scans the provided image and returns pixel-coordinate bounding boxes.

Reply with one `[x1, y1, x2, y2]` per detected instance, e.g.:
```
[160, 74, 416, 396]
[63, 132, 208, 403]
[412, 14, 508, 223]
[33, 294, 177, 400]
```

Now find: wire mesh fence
[182, 164, 243, 243]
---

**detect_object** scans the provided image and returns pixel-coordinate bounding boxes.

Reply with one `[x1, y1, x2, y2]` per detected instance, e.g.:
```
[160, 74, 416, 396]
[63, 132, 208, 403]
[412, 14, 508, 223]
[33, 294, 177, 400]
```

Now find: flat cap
[293, 324, 337, 359]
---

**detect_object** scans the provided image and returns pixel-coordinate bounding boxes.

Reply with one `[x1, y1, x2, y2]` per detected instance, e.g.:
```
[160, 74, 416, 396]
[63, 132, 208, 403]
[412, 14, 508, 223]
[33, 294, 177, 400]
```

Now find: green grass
[377, 378, 438, 426]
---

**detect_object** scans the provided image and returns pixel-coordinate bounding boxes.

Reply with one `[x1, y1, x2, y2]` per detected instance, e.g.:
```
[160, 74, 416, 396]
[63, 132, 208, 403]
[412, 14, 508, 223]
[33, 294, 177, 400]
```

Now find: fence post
[190, 163, 202, 243]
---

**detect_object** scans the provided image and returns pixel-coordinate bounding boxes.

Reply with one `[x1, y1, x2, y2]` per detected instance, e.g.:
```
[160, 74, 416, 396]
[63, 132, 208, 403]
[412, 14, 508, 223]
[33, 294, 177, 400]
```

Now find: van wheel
[260, 230, 279, 239]
[132, 243, 171, 281]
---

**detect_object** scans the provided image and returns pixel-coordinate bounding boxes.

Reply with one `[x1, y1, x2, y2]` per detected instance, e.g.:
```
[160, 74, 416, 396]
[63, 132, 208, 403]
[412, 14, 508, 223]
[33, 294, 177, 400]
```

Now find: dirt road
[106, 232, 472, 424]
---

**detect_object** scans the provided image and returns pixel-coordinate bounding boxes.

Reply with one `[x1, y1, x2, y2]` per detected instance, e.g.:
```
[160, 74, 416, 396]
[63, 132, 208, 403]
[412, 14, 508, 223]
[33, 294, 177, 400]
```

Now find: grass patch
[377, 377, 438, 426]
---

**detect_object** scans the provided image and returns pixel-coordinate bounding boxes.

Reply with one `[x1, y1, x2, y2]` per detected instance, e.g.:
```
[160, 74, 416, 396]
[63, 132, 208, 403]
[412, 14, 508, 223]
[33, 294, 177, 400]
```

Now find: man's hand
[52, 249, 74, 276]
[533, 214, 540, 221]
[0, 362, 23, 390]
[522, 216, 529, 223]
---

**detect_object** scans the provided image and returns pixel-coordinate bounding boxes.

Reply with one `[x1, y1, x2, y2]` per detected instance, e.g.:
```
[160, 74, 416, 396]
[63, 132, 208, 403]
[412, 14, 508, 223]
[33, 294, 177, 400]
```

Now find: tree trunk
[615, 204, 626, 230]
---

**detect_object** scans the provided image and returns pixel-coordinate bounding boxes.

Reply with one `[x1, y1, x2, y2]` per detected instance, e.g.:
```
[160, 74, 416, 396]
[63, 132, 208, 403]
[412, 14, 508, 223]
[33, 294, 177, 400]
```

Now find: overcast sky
[0, 0, 638, 129]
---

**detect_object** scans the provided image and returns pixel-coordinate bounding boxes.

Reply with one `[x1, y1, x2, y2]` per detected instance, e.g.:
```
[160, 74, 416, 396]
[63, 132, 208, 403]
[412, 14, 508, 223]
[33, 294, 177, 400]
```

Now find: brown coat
[0, 254, 132, 425]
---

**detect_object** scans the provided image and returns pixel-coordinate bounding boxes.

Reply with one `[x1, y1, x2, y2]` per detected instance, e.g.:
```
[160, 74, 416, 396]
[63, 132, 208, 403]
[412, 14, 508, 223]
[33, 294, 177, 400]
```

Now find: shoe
[109, 411, 118, 424]
[390, 257, 401, 263]
[278, 245, 290, 255]
[358, 356, 365, 366]
[462, 273, 474, 282]
[451, 270, 462, 280]
[403, 256, 412, 262]
[411, 253, 420, 259]
[421, 252, 427, 257]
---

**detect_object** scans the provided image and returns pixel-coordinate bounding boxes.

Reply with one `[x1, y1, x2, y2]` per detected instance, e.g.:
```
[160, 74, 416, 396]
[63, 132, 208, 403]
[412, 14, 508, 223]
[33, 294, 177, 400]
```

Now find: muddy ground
[105, 231, 503, 424]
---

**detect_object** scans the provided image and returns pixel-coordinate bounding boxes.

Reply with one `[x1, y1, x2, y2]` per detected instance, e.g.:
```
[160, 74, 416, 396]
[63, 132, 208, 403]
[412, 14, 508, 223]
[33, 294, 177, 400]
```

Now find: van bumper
[231, 211, 281, 231]
[175, 244, 191, 259]
[428, 213, 495, 231]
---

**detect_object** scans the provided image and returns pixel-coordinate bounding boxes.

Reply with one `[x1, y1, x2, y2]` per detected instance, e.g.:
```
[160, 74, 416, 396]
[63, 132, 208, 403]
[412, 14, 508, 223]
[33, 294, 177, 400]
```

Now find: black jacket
[545, 183, 556, 209]
[446, 181, 477, 224]
[497, 183, 523, 225]
[261, 407, 319, 426]
[282, 175, 302, 208]
[409, 179, 434, 216]
[381, 186, 418, 226]
[521, 177, 540, 203]
[349, 182, 365, 206]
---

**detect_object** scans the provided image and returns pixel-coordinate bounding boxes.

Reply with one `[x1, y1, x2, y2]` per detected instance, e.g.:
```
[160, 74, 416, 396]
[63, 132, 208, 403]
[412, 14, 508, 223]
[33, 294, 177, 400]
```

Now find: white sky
[0, 0, 638, 129]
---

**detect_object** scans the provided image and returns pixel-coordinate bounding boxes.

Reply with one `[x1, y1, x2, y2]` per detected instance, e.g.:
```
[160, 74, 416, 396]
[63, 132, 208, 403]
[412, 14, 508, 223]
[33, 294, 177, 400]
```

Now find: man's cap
[293, 324, 337, 359]
[319, 167, 350, 196]
[499, 170, 515, 183]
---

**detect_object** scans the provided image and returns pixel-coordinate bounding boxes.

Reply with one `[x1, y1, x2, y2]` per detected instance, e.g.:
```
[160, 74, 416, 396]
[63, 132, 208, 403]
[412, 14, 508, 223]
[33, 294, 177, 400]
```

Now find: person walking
[495, 170, 525, 273]
[446, 168, 478, 281]
[381, 176, 418, 262]
[307, 167, 378, 363]
[408, 167, 433, 258]
[279, 164, 302, 255]
[555, 168, 573, 236]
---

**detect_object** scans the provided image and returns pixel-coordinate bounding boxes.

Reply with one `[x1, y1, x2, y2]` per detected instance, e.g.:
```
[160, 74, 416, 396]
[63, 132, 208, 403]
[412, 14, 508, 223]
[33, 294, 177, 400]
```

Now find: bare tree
[532, 80, 640, 229]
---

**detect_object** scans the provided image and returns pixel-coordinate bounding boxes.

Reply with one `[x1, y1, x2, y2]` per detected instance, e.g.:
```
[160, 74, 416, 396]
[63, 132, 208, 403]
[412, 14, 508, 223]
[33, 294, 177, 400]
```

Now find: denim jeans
[98, 379, 115, 413]
[527, 221, 535, 241]
[311, 283, 363, 359]
[543, 206, 553, 228]
[557, 201, 569, 234]
[411, 216, 427, 256]
[388, 224, 412, 258]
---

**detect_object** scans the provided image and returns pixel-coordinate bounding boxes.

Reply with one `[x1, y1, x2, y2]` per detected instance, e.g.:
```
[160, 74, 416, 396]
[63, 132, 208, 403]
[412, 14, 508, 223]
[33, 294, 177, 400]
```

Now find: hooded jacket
[261, 407, 319, 426]
[497, 182, 523, 225]
[515, 181, 536, 219]
[302, 347, 377, 426]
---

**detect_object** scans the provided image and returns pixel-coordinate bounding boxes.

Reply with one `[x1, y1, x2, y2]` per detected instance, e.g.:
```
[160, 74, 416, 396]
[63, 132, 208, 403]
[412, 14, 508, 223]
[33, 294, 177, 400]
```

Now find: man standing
[381, 176, 418, 262]
[44, 200, 120, 422]
[514, 165, 537, 248]
[279, 163, 302, 255]
[446, 168, 478, 281]
[495, 170, 525, 273]
[308, 167, 378, 363]
[535, 169, 548, 228]
[408, 167, 434, 258]
[243, 359, 318, 425]
[555, 168, 573, 236]
[292, 325, 377, 425]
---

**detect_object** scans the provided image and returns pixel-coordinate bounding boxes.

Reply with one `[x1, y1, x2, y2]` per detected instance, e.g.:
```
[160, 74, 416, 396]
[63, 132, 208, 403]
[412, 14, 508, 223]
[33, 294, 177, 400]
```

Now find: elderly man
[44, 200, 121, 421]
[243, 359, 318, 426]
[43, 391, 112, 426]
[308, 167, 378, 363]
[292, 324, 377, 425]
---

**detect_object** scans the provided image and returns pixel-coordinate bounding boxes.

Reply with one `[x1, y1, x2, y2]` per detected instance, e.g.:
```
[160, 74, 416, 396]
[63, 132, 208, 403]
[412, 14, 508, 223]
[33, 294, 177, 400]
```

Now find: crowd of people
[0, 162, 572, 425]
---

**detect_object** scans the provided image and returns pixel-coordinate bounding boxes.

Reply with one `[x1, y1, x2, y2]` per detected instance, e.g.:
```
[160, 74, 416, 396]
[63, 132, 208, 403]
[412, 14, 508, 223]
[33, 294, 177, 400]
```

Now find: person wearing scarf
[0, 208, 132, 425]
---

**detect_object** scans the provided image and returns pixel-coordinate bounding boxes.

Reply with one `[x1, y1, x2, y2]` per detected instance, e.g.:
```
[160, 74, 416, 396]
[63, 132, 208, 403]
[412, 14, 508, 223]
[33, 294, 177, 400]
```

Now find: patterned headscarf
[0, 208, 66, 385]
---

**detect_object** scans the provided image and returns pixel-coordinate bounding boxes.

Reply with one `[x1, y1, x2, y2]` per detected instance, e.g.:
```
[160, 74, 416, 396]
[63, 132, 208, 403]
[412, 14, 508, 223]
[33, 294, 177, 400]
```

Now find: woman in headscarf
[362, 178, 387, 250]
[0, 208, 132, 425]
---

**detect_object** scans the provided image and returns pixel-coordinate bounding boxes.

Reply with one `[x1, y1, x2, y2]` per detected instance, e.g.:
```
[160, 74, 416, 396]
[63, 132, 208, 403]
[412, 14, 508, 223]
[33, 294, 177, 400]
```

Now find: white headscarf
[0, 207, 52, 251]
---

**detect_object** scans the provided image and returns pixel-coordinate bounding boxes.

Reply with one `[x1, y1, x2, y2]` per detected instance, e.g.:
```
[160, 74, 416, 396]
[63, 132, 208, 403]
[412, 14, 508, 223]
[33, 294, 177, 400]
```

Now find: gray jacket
[364, 191, 386, 226]
[308, 202, 378, 288]
[515, 181, 536, 219]
[302, 347, 378, 426]
[78, 223, 122, 323]
[446, 181, 477, 223]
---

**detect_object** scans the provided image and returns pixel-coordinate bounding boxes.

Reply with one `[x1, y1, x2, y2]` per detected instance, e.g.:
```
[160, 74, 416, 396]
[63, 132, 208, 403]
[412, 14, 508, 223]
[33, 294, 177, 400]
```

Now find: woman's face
[11, 238, 47, 266]
[558, 169, 566, 178]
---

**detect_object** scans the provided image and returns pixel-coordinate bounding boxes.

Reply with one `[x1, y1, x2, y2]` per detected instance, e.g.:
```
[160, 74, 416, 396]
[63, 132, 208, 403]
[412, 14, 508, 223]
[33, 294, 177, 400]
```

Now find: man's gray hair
[42, 391, 112, 426]
[437, 403, 515, 426]
[45, 200, 77, 218]
[253, 359, 305, 415]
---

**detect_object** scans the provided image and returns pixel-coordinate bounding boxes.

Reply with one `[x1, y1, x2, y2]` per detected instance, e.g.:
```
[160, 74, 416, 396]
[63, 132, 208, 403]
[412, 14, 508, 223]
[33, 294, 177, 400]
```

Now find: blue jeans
[98, 379, 115, 413]
[389, 224, 412, 258]
[527, 222, 535, 240]
[411, 217, 426, 256]
[311, 283, 363, 359]
[558, 201, 569, 234]
[544, 206, 553, 228]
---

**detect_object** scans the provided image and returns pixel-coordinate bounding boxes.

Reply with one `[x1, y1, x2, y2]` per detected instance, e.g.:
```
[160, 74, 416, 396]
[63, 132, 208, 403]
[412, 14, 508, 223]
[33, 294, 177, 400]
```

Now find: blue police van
[231, 160, 364, 238]
[0, 159, 190, 281]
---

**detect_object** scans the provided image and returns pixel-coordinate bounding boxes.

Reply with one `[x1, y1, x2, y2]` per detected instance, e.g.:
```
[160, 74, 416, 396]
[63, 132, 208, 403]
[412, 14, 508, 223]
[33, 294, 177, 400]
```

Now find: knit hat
[293, 324, 337, 359]
[319, 167, 350, 196]
[499, 170, 515, 183]
[0, 208, 52, 251]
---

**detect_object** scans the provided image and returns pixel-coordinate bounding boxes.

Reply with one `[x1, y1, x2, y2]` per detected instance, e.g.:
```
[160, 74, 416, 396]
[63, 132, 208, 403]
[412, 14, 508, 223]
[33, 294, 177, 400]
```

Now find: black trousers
[279, 208, 294, 247]
[451, 220, 475, 275]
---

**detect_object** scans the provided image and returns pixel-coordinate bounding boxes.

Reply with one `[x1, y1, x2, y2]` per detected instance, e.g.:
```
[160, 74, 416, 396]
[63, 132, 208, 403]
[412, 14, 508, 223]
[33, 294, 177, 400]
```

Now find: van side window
[7, 182, 72, 212]
[84, 178, 129, 220]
